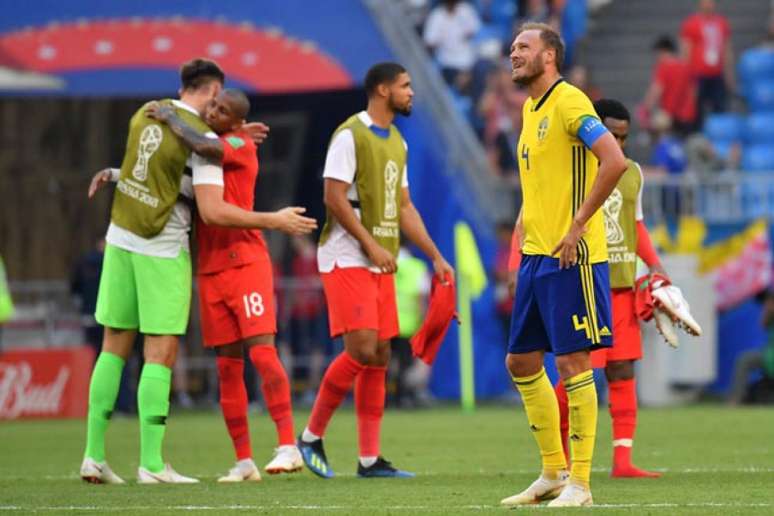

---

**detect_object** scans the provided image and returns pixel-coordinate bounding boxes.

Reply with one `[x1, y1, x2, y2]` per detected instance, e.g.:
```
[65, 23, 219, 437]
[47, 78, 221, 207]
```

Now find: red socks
[554, 381, 570, 465]
[249, 345, 295, 446]
[355, 366, 387, 458]
[308, 352, 366, 437]
[216, 357, 252, 460]
[609, 378, 660, 478]
[609, 378, 637, 444]
[559, 376, 659, 477]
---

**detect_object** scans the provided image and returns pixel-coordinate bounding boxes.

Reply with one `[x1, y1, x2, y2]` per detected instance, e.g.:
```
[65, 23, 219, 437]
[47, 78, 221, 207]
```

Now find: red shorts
[198, 260, 277, 347]
[320, 267, 399, 341]
[591, 288, 642, 368]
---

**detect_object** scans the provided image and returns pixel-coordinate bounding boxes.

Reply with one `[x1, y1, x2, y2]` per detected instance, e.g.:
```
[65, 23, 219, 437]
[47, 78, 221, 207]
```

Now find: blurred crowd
[397, 0, 592, 184]
[402, 0, 774, 191]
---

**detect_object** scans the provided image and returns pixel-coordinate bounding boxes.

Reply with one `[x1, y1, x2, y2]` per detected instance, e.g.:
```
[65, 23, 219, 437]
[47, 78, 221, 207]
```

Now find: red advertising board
[0, 346, 94, 419]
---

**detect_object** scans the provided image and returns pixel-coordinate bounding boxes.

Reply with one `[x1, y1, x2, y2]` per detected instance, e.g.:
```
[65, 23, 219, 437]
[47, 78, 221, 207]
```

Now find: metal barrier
[1, 277, 334, 405]
[640, 171, 774, 224]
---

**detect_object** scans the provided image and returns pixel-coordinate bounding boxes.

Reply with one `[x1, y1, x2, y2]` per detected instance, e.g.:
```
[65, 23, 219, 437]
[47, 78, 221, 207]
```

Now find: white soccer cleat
[218, 459, 262, 483]
[137, 463, 199, 484]
[653, 308, 680, 348]
[80, 457, 125, 485]
[546, 482, 593, 507]
[500, 471, 569, 506]
[651, 282, 702, 337]
[264, 445, 304, 474]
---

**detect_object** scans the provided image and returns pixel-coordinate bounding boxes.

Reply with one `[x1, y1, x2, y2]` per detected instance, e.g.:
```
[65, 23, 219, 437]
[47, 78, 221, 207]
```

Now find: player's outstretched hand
[88, 168, 113, 199]
[244, 122, 270, 145]
[432, 256, 455, 285]
[145, 101, 174, 123]
[552, 220, 586, 269]
[366, 242, 397, 274]
[273, 207, 317, 235]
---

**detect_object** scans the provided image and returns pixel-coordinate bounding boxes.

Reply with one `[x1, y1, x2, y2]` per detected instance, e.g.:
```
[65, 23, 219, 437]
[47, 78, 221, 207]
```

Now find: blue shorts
[508, 255, 613, 356]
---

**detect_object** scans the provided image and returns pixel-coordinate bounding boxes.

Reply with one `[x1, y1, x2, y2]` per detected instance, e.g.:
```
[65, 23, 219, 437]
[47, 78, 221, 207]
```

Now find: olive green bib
[320, 114, 407, 257]
[604, 159, 642, 289]
[111, 99, 210, 238]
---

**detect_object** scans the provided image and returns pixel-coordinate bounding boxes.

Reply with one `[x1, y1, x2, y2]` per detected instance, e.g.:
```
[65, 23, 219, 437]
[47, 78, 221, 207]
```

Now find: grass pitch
[0, 404, 773, 514]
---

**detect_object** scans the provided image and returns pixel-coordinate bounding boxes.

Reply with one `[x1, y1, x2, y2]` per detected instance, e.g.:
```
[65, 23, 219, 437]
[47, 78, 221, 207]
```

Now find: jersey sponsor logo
[225, 136, 245, 149]
[383, 160, 400, 220]
[537, 116, 549, 141]
[603, 188, 625, 244]
[132, 124, 163, 182]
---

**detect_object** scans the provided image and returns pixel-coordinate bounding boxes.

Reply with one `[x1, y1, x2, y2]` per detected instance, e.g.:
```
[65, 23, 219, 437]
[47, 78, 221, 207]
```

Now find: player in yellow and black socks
[563, 370, 598, 489]
[500, 20, 627, 508]
[513, 368, 567, 479]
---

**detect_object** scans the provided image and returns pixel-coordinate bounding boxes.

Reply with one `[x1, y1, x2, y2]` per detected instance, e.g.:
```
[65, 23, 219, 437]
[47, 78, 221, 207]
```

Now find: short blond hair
[517, 22, 565, 71]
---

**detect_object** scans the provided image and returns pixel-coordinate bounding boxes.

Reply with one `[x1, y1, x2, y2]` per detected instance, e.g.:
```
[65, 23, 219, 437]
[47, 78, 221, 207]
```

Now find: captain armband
[577, 116, 608, 148]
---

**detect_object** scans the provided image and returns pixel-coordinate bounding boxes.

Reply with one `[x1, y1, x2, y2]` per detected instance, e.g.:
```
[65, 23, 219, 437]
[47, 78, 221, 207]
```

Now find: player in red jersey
[146, 89, 316, 482]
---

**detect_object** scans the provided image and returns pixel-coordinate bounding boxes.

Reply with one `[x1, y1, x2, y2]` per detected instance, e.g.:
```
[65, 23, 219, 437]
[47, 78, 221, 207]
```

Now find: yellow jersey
[517, 80, 608, 264]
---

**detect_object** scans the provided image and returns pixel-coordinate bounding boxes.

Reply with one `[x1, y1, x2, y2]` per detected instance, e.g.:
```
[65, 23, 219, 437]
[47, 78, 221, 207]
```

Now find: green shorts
[95, 244, 191, 335]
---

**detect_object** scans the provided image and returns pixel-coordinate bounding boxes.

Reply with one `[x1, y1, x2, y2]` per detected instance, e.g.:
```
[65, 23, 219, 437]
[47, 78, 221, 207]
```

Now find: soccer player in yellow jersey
[500, 23, 627, 508]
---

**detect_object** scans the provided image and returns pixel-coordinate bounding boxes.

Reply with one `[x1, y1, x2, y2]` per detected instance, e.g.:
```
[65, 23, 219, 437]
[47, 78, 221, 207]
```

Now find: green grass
[0, 405, 773, 514]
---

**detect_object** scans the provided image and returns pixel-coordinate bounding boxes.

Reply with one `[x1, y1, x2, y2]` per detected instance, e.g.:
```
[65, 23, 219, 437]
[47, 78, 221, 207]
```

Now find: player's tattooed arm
[145, 102, 224, 161]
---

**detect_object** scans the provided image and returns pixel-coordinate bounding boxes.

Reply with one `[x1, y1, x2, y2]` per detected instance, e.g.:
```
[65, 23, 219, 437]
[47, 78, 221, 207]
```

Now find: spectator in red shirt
[642, 36, 697, 137]
[680, 0, 734, 121]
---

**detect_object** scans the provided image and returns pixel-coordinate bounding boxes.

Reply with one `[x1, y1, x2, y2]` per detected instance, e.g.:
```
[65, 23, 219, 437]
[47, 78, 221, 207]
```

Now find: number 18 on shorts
[198, 261, 277, 347]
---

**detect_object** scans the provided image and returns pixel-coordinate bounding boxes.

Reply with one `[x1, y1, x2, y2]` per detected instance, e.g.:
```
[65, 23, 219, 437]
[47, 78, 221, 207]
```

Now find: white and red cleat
[264, 445, 303, 475]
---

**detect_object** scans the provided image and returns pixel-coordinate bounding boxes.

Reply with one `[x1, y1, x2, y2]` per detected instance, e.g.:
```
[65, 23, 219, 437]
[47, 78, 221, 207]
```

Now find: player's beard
[390, 95, 412, 117]
[512, 56, 545, 86]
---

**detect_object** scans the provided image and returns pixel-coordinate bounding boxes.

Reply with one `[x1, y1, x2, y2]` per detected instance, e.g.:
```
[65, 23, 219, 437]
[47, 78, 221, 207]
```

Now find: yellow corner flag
[453, 222, 488, 412]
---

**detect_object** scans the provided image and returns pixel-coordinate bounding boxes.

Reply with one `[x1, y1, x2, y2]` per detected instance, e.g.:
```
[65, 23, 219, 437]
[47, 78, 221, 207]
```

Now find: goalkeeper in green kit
[80, 59, 315, 484]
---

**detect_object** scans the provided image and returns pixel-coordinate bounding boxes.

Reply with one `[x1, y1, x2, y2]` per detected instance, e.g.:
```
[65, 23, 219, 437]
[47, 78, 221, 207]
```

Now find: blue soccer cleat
[357, 456, 415, 478]
[297, 435, 334, 479]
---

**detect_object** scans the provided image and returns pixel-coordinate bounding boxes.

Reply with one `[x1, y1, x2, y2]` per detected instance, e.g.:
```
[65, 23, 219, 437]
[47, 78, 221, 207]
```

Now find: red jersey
[680, 13, 730, 77]
[196, 130, 269, 275]
[653, 55, 697, 124]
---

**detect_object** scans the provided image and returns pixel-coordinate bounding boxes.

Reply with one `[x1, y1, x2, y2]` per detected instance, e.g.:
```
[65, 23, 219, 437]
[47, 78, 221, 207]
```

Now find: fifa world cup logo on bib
[603, 188, 625, 244]
[383, 160, 399, 220]
[132, 125, 163, 182]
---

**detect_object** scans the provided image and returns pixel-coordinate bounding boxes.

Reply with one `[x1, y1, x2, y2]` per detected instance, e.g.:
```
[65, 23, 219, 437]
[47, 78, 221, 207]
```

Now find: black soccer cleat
[356, 456, 415, 478]
[297, 435, 334, 479]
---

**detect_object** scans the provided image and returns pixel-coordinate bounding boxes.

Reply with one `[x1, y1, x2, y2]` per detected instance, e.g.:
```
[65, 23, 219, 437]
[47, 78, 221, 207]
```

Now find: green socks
[138, 363, 172, 473]
[84, 352, 125, 462]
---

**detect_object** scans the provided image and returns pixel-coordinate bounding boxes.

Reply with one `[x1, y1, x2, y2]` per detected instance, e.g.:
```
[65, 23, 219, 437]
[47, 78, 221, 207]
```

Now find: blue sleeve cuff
[577, 116, 608, 148]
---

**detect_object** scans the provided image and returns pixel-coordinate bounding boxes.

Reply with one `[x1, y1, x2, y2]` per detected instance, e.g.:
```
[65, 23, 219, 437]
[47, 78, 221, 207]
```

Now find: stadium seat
[738, 49, 774, 89]
[745, 113, 774, 145]
[703, 113, 745, 143]
[711, 140, 733, 161]
[741, 144, 774, 172]
[746, 79, 774, 112]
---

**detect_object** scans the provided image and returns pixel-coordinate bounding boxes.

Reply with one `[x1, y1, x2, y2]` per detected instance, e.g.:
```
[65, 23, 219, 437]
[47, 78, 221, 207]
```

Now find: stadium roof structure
[0, 0, 394, 96]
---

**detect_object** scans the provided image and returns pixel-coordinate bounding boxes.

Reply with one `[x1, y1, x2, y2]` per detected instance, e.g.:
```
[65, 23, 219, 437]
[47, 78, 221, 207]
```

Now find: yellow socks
[513, 368, 567, 478]
[564, 370, 598, 488]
